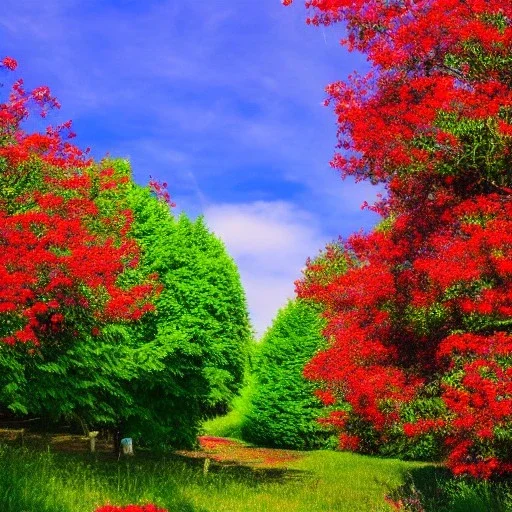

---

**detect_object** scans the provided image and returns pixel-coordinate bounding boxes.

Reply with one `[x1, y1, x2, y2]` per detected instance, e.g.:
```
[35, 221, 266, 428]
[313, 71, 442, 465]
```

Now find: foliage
[0, 61, 162, 433]
[288, 0, 512, 478]
[290, 0, 512, 200]
[0, 58, 157, 347]
[387, 468, 512, 512]
[0, 164, 252, 447]
[0, 325, 132, 421]
[0, 60, 249, 449]
[201, 372, 256, 440]
[241, 299, 335, 450]
[121, 178, 252, 447]
[0, 158, 178, 434]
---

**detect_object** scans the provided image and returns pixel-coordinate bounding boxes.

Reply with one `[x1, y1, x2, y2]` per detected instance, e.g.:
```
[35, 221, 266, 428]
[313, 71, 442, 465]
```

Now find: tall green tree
[0, 160, 252, 449]
[242, 299, 334, 450]
[122, 166, 252, 446]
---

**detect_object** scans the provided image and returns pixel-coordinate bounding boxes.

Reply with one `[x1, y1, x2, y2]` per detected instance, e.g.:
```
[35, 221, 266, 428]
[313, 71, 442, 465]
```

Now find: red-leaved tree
[289, 1, 512, 477]
[0, 58, 158, 346]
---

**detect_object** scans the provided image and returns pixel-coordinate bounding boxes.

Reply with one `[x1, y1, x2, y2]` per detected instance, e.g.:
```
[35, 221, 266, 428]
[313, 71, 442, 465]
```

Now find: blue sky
[1, 0, 378, 336]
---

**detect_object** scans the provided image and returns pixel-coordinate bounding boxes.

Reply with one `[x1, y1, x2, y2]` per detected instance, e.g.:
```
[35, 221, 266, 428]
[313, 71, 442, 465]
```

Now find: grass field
[0, 435, 511, 511]
[0, 439, 413, 512]
[201, 377, 254, 440]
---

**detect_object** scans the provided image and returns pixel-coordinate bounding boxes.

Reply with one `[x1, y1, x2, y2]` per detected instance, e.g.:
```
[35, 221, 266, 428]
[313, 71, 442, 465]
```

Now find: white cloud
[241, 275, 298, 339]
[204, 201, 326, 337]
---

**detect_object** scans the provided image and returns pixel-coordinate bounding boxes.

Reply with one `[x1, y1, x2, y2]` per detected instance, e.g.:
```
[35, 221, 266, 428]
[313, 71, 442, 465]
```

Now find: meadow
[0, 434, 510, 512]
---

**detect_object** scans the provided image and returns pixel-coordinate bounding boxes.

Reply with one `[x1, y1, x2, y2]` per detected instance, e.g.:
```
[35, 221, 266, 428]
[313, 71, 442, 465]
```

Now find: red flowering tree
[288, 1, 512, 477]
[296, 0, 512, 201]
[0, 58, 157, 347]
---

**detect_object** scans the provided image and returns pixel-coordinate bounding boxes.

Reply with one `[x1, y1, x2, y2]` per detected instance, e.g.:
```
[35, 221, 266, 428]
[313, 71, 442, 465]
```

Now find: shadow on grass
[172, 450, 308, 486]
[208, 461, 307, 484]
[0, 444, 208, 512]
[387, 465, 512, 512]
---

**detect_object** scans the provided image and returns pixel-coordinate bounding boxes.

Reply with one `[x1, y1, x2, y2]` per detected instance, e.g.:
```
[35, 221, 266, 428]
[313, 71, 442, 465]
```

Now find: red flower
[95, 505, 168, 512]
[314, 389, 336, 405]
[292, 0, 512, 479]
[1, 57, 17, 70]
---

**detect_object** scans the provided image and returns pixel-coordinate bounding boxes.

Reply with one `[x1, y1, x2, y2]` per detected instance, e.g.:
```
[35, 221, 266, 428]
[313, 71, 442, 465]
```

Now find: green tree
[122, 167, 252, 446]
[0, 325, 161, 429]
[0, 161, 252, 449]
[242, 299, 334, 450]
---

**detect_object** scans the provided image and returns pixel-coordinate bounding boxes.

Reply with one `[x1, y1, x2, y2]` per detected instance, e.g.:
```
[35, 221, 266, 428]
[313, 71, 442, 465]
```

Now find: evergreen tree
[242, 299, 333, 450]
[0, 159, 252, 449]
[122, 174, 252, 446]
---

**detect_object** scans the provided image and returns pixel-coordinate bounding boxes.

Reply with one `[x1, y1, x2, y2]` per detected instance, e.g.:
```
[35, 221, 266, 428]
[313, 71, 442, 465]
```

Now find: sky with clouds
[1, 0, 379, 336]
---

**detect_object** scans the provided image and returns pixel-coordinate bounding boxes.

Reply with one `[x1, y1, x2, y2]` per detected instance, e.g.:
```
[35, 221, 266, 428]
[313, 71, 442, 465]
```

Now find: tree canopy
[121, 176, 252, 446]
[0, 61, 252, 449]
[0, 59, 157, 348]
[290, 0, 512, 478]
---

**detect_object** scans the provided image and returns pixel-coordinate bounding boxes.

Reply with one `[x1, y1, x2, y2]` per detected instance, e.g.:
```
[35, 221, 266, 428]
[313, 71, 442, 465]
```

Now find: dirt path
[177, 436, 304, 469]
[0, 429, 305, 469]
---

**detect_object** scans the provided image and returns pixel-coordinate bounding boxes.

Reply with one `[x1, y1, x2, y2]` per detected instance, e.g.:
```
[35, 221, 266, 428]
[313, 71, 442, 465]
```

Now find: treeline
[0, 61, 251, 448]
[218, 0, 512, 483]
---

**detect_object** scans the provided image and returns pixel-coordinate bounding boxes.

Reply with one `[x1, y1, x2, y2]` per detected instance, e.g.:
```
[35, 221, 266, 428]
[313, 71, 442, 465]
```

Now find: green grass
[202, 379, 254, 439]
[0, 442, 424, 512]
[1, 442, 512, 512]
[289, 450, 425, 512]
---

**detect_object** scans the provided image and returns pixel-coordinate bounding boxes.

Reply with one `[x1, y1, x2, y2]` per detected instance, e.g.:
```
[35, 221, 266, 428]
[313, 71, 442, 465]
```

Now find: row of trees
[240, 244, 349, 450]
[0, 59, 251, 448]
[283, 0, 512, 479]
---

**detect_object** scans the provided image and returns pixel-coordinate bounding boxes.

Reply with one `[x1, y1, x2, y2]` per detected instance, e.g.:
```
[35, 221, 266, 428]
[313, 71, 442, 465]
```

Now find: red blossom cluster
[149, 177, 176, 208]
[300, 191, 512, 477]
[291, 0, 512, 477]
[284, 0, 512, 204]
[95, 505, 167, 512]
[0, 60, 159, 346]
[403, 419, 446, 438]
[1, 57, 17, 71]
[198, 435, 238, 450]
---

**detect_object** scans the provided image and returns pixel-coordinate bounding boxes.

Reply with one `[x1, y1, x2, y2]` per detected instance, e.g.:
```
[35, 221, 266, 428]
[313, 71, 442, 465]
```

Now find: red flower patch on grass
[194, 436, 302, 468]
[95, 505, 167, 512]
[198, 436, 238, 449]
